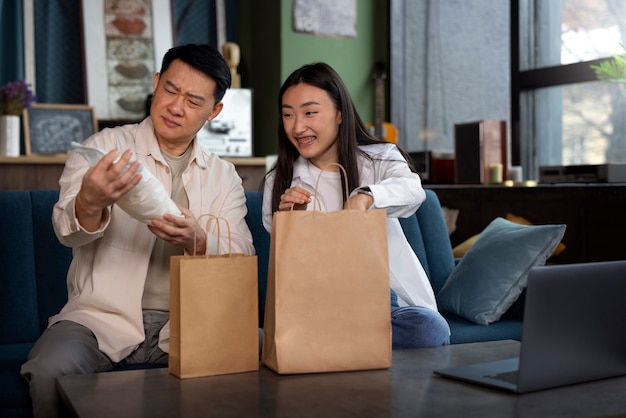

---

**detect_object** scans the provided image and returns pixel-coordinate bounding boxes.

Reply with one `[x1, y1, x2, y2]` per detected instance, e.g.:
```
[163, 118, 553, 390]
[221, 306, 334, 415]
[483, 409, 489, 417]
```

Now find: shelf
[0, 155, 266, 166]
[0, 155, 67, 164]
[0, 155, 267, 191]
[428, 184, 626, 264]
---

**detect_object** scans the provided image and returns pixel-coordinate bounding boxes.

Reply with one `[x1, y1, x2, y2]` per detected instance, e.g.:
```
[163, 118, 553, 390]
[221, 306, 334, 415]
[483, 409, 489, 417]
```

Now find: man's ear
[152, 72, 160, 92]
[207, 101, 224, 122]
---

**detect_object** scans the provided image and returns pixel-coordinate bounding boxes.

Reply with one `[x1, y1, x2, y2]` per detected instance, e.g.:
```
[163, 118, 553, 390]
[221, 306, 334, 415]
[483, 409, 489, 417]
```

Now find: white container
[508, 166, 523, 182]
[0, 115, 20, 157]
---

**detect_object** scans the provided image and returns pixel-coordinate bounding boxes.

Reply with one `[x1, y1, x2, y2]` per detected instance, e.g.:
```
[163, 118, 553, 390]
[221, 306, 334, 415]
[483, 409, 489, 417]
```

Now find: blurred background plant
[0, 80, 37, 116]
[591, 45, 626, 83]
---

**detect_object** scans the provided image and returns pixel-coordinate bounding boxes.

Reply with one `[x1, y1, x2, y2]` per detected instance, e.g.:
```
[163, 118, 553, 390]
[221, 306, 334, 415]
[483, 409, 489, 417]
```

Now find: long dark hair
[267, 62, 413, 214]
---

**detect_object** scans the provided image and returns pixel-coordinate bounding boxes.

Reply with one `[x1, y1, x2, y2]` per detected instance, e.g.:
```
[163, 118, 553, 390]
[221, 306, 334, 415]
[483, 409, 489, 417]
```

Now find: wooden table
[56, 340, 626, 417]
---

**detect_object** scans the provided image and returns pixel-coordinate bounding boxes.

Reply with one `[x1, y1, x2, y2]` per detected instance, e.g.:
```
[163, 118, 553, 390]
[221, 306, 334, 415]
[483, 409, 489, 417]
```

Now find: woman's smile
[281, 83, 342, 168]
[296, 135, 316, 146]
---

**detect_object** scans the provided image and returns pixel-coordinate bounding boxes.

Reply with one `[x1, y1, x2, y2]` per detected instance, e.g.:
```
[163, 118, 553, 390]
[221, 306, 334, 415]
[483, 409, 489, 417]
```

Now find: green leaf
[591, 44, 626, 84]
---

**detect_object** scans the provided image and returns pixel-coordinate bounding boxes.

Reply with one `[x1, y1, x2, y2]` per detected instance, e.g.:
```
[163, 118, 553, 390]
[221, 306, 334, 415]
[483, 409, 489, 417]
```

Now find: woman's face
[281, 83, 342, 169]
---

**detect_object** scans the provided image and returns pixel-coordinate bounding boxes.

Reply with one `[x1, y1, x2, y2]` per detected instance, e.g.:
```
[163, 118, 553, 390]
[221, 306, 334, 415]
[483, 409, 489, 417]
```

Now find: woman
[262, 62, 450, 348]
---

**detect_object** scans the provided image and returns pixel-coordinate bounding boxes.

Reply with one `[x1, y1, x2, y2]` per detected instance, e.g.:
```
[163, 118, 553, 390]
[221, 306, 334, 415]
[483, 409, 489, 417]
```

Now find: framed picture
[23, 104, 97, 155]
[81, 0, 174, 121]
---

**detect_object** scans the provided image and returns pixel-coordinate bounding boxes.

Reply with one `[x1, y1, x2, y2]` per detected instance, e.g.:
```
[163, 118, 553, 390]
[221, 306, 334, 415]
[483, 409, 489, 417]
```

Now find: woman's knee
[391, 306, 450, 349]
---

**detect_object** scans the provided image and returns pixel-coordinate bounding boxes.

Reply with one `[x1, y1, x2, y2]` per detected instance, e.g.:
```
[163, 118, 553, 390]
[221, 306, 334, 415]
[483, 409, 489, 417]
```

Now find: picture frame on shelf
[23, 104, 97, 155]
[80, 0, 174, 121]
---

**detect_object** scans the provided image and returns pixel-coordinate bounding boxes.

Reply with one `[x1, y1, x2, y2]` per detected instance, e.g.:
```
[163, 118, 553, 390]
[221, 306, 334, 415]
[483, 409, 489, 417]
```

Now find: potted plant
[0, 80, 37, 157]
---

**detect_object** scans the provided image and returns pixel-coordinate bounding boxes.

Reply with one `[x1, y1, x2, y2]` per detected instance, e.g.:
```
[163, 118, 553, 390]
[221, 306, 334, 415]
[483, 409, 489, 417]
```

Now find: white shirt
[262, 143, 438, 311]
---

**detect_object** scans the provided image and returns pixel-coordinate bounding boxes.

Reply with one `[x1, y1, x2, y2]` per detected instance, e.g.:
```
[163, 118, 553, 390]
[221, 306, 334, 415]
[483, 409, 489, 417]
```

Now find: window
[516, 0, 626, 178]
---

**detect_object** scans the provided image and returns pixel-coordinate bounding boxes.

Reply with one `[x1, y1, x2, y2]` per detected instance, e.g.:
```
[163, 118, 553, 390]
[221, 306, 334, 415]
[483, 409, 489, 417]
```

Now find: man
[21, 44, 254, 418]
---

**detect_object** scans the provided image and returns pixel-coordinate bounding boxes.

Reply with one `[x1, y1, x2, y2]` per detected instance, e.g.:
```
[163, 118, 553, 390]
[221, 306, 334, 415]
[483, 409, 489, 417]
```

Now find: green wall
[238, 0, 389, 157]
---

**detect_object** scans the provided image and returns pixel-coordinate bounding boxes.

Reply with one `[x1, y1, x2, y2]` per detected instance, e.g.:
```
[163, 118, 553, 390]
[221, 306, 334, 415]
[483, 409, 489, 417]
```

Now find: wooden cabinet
[0, 156, 65, 190]
[428, 184, 626, 264]
[0, 156, 267, 192]
[226, 158, 267, 192]
[3, 158, 622, 264]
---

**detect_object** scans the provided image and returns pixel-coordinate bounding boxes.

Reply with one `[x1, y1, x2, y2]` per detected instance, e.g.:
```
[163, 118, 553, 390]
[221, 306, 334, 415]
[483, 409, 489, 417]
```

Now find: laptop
[434, 260, 626, 393]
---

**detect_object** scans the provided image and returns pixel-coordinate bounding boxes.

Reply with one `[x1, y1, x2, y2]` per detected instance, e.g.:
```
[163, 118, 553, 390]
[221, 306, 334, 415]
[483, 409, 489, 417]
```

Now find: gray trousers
[21, 312, 169, 418]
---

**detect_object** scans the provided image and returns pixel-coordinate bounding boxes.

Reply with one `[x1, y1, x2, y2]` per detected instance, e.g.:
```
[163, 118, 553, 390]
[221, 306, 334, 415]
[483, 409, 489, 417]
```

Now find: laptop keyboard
[485, 370, 518, 385]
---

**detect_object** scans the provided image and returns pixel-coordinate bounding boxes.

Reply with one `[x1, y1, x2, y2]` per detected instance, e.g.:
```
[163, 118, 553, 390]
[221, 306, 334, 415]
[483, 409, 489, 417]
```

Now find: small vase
[0, 115, 20, 157]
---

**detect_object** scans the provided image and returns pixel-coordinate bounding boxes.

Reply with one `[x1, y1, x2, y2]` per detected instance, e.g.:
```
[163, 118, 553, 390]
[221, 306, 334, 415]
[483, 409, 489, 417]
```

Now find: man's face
[150, 59, 223, 154]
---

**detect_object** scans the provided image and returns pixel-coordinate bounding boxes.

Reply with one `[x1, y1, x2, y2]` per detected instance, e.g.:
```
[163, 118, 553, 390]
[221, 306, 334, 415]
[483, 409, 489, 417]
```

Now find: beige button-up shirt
[51, 118, 254, 362]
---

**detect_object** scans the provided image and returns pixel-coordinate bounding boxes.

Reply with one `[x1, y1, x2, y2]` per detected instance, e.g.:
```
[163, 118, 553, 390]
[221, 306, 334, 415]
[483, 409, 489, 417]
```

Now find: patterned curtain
[0, 0, 237, 104]
[0, 0, 25, 85]
[33, 0, 83, 103]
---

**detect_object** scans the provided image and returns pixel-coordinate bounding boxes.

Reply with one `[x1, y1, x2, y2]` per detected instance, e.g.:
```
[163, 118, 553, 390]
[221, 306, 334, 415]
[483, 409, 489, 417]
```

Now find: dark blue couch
[0, 189, 521, 417]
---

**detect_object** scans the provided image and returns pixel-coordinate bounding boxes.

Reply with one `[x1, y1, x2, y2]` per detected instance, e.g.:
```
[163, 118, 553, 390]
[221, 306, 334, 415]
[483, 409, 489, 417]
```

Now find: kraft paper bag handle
[192, 214, 233, 256]
[312, 162, 352, 211]
[206, 215, 233, 256]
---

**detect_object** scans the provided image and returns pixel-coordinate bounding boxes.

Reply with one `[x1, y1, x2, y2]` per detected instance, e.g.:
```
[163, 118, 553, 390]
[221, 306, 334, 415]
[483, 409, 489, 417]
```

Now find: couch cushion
[30, 190, 71, 333]
[244, 192, 270, 328]
[444, 314, 523, 344]
[0, 192, 40, 344]
[399, 189, 456, 294]
[0, 343, 34, 407]
[452, 212, 567, 259]
[436, 217, 566, 325]
[414, 190, 456, 294]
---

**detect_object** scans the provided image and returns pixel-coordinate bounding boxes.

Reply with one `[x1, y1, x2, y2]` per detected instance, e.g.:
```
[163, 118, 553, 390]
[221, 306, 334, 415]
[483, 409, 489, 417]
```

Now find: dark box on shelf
[410, 151, 455, 184]
[454, 120, 506, 184]
[539, 164, 626, 183]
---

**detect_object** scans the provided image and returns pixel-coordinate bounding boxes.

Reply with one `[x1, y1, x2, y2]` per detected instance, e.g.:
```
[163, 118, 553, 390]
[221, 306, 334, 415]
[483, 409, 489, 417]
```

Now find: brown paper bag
[169, 216, 259, 379]
[261, 208, 392, 374]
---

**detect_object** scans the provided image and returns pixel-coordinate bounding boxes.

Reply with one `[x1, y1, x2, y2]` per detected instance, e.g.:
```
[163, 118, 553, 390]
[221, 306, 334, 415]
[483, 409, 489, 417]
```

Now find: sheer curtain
[390, 0, 510, 155]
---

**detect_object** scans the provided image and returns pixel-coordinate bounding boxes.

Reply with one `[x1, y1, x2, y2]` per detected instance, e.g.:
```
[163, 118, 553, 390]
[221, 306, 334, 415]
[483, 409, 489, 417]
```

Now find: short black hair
[159, 44, 231, 102]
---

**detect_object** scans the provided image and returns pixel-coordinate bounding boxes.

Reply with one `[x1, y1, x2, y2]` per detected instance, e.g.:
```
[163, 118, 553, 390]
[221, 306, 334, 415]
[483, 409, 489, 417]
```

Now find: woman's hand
[279, 186, 312, 211]
[344, 193, 373, 210]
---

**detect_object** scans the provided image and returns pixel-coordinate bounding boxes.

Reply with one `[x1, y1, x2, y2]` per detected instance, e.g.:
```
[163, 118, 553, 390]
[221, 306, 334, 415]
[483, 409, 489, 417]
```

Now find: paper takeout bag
[169, 217, 259, 379]
[261, 207, 392, 374]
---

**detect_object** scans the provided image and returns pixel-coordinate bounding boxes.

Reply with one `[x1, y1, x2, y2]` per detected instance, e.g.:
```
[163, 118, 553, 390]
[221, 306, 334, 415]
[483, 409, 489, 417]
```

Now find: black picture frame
[23, 104, 97, 155]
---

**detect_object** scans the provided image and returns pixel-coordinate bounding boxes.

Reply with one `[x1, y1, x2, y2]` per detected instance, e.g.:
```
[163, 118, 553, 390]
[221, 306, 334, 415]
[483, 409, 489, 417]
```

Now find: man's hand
[148, 207, 207, 255]
[75, 149, 141, 231]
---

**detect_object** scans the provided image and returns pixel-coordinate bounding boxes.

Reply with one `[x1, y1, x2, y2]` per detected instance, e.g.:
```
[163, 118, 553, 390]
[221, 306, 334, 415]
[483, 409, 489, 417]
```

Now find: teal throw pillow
[436, 217, 566, 325]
